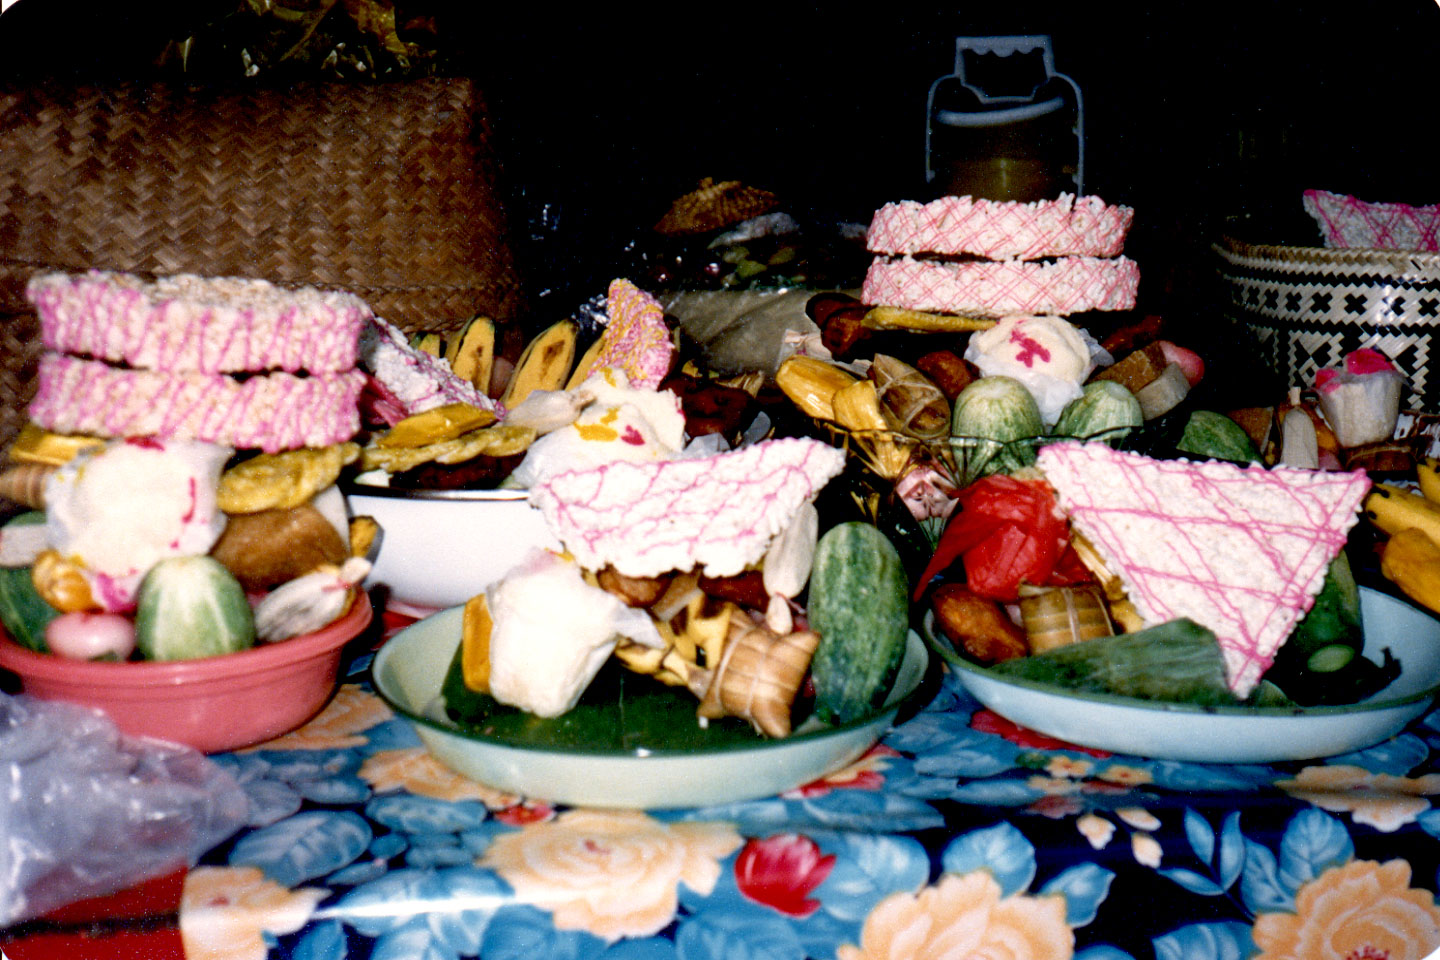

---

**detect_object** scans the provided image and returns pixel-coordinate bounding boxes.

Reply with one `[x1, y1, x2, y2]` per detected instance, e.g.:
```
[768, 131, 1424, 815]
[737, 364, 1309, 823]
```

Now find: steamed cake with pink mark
[505, 369, 687, 488]
[44, 439, 233, 612]
[964, 315, 1100, 425]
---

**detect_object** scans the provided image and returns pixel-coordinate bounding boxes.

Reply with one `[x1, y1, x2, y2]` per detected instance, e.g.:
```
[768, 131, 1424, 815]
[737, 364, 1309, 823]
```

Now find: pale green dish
[924, 587, 1440, 764]
[373, 606, 933, 809]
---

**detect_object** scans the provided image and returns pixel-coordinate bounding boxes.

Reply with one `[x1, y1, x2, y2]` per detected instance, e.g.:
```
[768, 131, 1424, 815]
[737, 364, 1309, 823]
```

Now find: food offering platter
[371, 604, 936, 809]
[923, 587, 1440, 764]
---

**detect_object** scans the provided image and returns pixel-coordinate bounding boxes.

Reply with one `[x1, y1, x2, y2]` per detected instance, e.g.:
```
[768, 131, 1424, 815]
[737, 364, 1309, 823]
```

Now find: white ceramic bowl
[924, 587, 1440, 764]
[343, 485, 560, 610]
[372, 605, 933, 809]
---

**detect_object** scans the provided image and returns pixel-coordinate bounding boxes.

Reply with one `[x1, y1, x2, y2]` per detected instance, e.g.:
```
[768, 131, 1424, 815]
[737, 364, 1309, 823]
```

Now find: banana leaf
[989, 618, 1242, 707]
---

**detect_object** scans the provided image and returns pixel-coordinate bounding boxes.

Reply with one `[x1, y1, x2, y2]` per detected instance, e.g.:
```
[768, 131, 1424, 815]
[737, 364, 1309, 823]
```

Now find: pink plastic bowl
[0, 597, 374, 753]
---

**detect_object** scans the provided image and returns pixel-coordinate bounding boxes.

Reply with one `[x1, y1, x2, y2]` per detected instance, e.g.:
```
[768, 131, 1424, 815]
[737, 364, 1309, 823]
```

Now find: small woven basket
[0, 76, 526, 452]
[1214, 236, 1440, 414]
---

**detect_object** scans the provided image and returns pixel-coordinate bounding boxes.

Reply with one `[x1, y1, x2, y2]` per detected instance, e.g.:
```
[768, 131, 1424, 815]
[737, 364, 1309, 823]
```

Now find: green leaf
[989, 619, 1241, 706]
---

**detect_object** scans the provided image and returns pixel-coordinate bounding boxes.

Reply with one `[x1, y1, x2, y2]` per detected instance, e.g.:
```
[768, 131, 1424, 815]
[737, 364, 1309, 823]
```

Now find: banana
[1381, 527, 1440, 616]
[447, 315, 497, 394]
[1418, 457, 1440, 504]
[500, 320, 579, 409]
[1364, 482, 1440, 544]
[409, 331, 445, 358]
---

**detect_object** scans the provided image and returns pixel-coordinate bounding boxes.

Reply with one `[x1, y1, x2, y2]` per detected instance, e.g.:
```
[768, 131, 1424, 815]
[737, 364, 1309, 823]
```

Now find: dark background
[3, 0, 1438, 324]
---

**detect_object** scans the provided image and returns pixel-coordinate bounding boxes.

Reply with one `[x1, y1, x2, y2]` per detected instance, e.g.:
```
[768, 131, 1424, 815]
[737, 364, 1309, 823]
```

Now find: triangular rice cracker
[1036, 442, 1371, 697]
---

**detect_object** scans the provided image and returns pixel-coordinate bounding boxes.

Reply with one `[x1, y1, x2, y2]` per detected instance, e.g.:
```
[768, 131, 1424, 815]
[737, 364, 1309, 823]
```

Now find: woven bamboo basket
[1214, 235, 1440, 414]
[0, 76, 526, 453]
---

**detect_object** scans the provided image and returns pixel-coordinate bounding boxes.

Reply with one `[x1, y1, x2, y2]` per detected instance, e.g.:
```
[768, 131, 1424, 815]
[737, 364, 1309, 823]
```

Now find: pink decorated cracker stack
[861, 255, 1139, 318]
[867, 193, 1134, 261]
[29, 355, 366, 454]
[861, 193, 1139, 319]
[1036, 442, 1371, 698]
[25, 270, 376, 453]
[27, 271, 366, 374]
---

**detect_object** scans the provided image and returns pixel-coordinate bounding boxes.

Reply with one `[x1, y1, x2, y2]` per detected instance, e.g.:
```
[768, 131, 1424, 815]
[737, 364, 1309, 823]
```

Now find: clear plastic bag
[0, 692, 249, 927]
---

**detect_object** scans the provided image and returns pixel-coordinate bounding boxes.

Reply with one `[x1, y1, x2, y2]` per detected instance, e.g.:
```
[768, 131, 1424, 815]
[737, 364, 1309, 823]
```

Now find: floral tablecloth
[9, 611, 1440, 960]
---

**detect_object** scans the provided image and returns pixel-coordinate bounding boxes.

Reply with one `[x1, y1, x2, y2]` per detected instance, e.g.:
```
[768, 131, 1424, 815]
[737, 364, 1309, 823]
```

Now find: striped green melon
[1053, 380, 1143, 444]
[807, 522, 910, 725]
[134, 556, 256, 661]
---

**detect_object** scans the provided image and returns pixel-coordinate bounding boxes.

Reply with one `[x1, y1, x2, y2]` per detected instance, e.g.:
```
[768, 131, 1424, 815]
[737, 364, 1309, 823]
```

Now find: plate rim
[371, 607, 936, 760]
[342, 481, 531, 503]
[921, 586, 1440, 719]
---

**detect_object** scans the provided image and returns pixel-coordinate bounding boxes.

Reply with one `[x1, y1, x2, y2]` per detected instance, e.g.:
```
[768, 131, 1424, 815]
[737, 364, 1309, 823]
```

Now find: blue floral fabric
[172, 647, 1440, 960]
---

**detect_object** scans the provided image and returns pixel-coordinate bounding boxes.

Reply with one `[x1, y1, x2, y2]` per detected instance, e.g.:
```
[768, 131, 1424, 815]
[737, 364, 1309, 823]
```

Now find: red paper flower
[734, 834, 836, 918]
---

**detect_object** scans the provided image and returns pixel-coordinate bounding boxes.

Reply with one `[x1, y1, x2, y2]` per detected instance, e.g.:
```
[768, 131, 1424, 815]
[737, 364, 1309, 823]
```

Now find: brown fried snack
[915, 350, 977, 400]
[699, 570, 770, 611]
[930, 582, 1028, 664]
[211, 502, 348, 591]
[387, 451, 527, 490]
[819, 304, 874, 360]
[218, 442, 361, 513]
[596, 566, 674, 608]
[661, 373, 755, 440]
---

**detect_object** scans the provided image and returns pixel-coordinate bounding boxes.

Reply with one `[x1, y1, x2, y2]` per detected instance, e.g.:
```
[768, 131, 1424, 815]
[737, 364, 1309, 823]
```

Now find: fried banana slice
[218, 442, 361, 513]
[377, 402, 497, 449]
[361, 423, 536, 474]
[862, 305, 998, 333]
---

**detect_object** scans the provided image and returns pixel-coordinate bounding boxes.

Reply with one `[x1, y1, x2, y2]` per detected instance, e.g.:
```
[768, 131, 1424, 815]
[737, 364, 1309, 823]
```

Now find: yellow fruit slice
[7, 423, 105, 466]
[461, 592, 494, 693]
[377, 403, 496, 449]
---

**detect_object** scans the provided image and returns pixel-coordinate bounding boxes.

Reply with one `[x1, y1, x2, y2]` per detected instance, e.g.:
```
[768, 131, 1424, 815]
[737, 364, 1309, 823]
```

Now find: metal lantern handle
[925, 34, 1085, 195]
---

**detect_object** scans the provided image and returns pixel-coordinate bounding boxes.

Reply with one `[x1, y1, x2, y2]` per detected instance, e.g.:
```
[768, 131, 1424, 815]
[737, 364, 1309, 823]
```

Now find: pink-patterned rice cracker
[530, 437, 845, 579]
[862, 256, 1139, 318]
[1303, 189, 1440, 253]
[27, 271, 369, 374]
[359, 318, 499, 419]
[867, 193, 1134, 261]
[1036, 442, 1370, 697]
[590, 279, 675, 390]
[30, 354, 366, 453]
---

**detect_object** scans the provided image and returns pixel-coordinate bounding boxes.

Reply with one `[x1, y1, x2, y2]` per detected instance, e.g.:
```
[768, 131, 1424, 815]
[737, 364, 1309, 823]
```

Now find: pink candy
[590, 279, 676, 390]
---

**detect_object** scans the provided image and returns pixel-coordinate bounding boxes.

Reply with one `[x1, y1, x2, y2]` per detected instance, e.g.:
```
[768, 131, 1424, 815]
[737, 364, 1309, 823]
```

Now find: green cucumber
[1176, 410, 1262, 463]
[134, 556, 255, 661]
[0, 511, 60, 651]
[807, 522, 910, 725]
